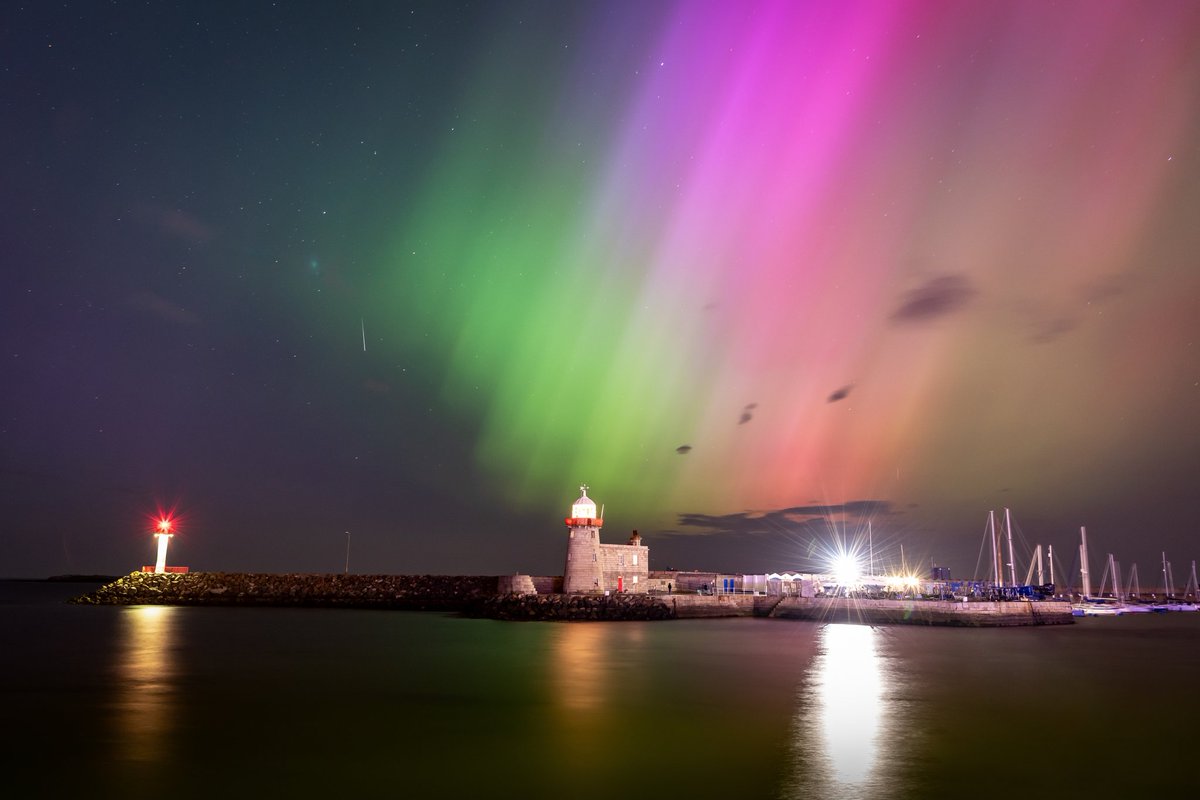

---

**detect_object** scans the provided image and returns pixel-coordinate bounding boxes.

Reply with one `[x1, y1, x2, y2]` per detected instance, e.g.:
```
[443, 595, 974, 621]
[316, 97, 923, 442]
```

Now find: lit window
[632, 553, 639, 565]
[633, 575, 638, 584]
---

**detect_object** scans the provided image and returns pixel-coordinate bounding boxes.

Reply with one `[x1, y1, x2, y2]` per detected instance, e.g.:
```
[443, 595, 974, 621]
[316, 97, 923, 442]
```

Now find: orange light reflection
[114, 605, 178, 763]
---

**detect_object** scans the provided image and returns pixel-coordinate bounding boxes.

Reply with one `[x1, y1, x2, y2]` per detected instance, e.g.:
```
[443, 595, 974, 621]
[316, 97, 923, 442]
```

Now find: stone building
[563, 486, 648, 594]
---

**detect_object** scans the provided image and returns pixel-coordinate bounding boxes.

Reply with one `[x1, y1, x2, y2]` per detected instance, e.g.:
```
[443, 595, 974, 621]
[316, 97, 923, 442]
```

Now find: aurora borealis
[4, 1, 1199, 579]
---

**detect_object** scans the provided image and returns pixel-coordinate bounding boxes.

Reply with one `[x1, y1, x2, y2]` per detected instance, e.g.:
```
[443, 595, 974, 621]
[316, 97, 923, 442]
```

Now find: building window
[633, 575, 638, 584]
[632, 553, 638, 566]
[618, 554, 624, 566]
[592, 553, 597, 562]
[569, 530, 574, 539]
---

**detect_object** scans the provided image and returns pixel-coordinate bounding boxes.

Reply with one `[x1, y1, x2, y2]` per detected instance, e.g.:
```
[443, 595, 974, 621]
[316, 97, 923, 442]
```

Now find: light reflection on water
[551, 622, 608, 713]
[786, 623, 895, 799]
[114, 605, 178, 763]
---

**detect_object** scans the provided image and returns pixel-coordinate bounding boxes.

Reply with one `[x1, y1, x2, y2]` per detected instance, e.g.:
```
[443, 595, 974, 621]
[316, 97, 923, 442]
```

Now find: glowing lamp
[571, 486, 597, 520]
[153, 518, 174, 574]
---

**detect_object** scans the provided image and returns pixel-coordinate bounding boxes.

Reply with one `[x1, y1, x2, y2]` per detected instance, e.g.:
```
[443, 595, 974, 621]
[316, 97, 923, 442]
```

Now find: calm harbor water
[4, 580, 1199, 798]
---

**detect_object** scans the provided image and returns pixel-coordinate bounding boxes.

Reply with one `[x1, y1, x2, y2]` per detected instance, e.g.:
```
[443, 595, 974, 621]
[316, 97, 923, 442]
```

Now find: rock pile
[467, 592, 674, 621]
[70, 572, 501, 611]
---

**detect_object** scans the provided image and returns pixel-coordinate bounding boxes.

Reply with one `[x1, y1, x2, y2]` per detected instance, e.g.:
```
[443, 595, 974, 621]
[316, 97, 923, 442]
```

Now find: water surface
[3, 582, 1197, 798]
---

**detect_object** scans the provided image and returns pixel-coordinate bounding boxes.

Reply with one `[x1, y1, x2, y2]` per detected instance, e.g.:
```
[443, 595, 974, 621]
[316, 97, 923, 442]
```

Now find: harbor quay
[72, 571, 1074, 625]
[77, 486, 1075, 626]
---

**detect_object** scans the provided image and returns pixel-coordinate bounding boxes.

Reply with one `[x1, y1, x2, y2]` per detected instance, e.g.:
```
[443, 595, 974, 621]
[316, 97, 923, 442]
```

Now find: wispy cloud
[1030, 316, 1077, 344]
[127, 290, 200, 326]
[157, 209, 214, 242]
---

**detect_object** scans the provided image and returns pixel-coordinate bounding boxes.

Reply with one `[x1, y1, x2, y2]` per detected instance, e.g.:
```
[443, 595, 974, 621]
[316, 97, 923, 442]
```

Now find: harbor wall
[664, 593, 784, 618]
[531, 575, 563, 594]
[771, 597, 1074, 626]
[71, 573, 1072, 625]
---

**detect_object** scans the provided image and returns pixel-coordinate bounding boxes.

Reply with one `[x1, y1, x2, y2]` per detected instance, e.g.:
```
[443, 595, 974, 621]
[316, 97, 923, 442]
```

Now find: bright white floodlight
[832, 553, 860, 589]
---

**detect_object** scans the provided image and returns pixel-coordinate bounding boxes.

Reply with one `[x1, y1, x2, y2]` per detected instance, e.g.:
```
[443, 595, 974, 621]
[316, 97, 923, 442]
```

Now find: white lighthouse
[563, 485, 604, 593]
[153, 519, 173, 574]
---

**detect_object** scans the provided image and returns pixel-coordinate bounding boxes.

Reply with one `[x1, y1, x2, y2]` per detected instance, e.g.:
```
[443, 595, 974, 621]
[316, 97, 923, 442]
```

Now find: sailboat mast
[1162, 552, 1169, 599]
[1037, 545, 1044, 586]
[868, 520, 875, 579]
[1005, 508, 1018, 587]
[1048, 544, 1055, 587]
[1080, 526, 1091, 599]
[989, 511, 1001, 588]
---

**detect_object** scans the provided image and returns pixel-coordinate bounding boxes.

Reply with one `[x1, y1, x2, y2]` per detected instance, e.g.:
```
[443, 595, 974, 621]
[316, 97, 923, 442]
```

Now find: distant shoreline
[0, 575, 121, 583]
[47, 574, 122, 583]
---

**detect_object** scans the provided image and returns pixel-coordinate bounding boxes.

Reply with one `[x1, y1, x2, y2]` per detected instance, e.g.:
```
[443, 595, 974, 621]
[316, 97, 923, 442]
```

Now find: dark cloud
[675, 444, 692, 454]
[677, 500, 892, 536]
[890, 274, 976, 324]
[827, 384, 853, 403]
[656, 500, 898, 572]
[127, 291, 200, 326]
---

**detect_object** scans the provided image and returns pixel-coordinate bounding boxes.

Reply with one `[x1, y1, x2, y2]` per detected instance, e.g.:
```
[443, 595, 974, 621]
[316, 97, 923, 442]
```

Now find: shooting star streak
[361, 318, 366, 352]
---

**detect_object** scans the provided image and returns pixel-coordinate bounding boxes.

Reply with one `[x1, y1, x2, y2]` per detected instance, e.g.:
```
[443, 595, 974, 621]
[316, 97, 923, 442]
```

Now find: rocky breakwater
[467, 593, 674, 621]
[71, 572, 501, 611]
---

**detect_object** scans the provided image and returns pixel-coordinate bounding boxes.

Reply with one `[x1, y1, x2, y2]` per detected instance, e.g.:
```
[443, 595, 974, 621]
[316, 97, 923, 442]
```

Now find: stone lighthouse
[563, 485, 603, 593]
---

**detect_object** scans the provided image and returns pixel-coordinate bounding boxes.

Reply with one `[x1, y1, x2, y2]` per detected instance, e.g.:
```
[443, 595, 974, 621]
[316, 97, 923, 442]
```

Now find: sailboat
[1072, 527, 1125, 616]
[1153, 554, 1199, 612]
[1119, 563, 1155, 613]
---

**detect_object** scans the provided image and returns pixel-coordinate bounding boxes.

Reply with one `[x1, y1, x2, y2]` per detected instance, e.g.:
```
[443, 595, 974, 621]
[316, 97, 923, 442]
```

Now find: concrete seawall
[771, 597, 1074, 626]
[663, 593, 783, 618]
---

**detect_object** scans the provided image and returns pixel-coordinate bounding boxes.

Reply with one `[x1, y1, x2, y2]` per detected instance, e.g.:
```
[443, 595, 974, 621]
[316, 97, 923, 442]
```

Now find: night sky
[4, 1, 1199, 583]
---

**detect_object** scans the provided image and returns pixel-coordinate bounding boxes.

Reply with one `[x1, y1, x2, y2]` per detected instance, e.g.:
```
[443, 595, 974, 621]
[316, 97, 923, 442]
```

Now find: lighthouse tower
[563, 485, 603, 593]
